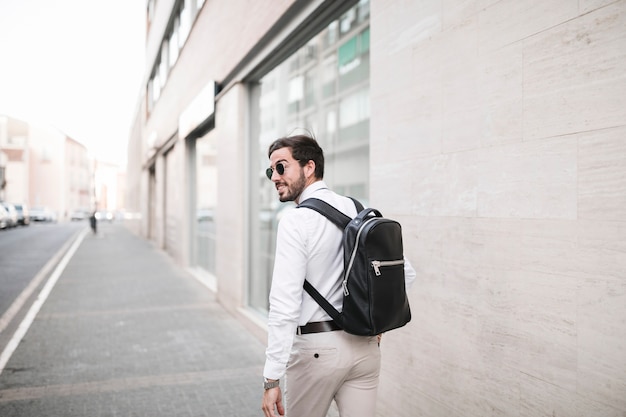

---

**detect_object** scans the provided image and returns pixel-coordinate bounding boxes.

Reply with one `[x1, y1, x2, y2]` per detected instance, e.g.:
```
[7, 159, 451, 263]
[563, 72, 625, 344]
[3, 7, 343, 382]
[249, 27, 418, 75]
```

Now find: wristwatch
[263, 378, 279, 390]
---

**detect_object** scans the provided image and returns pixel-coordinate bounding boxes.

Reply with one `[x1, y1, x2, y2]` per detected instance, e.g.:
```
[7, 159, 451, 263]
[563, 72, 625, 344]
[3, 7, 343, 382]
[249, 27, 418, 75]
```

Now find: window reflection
[248, 1, 370, 313]
[194, 133, 217, 276]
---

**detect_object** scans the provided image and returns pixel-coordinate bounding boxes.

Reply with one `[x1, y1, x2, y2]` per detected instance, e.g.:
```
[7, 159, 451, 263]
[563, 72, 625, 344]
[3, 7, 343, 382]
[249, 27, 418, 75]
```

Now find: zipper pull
[371, 261, 381, 276]
[342, 279, 350, 296]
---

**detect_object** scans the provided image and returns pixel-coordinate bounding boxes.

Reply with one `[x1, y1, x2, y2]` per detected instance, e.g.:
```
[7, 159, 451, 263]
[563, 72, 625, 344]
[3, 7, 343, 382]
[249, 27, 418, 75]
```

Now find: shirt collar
[298, 180, 328, 204]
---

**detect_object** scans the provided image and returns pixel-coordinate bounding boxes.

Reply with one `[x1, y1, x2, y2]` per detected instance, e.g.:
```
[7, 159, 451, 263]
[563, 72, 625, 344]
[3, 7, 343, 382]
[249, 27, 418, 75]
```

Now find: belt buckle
[296, 326, 302, 335]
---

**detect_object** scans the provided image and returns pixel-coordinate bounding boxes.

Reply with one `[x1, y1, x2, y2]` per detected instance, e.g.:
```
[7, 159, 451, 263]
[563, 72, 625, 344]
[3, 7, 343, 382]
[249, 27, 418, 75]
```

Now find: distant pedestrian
[89, 211, 97, 234]
[261, 134, 416, 417]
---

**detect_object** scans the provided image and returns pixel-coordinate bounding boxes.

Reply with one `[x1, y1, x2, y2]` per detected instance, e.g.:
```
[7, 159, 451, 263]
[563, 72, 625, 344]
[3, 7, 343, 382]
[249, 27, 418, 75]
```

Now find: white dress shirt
[263, 180, 416, 380]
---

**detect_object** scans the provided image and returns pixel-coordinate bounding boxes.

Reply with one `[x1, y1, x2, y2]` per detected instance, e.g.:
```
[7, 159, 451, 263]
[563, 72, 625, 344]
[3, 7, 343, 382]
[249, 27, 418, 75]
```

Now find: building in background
[0, 114, 124, 222]
[94, 159, 126, 218]
[0, 115, 29, 205]
[65, 136, 92, 219]
[26, 121, 67, 219]
[126, 1, 626, 415]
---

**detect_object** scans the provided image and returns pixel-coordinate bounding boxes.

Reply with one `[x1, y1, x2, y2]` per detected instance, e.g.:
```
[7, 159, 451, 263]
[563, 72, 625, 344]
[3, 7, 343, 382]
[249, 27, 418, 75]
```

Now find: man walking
[261, 134, 416, 417]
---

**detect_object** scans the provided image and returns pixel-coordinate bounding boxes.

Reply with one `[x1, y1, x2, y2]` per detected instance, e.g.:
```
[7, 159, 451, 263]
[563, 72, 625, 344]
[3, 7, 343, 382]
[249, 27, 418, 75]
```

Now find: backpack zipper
[343, 217, 378, 296]
[371, 259, 405, 276]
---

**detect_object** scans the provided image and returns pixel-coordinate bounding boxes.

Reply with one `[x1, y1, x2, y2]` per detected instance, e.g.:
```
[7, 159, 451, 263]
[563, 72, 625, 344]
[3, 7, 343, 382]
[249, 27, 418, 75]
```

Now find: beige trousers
[284, 330, 381, 417]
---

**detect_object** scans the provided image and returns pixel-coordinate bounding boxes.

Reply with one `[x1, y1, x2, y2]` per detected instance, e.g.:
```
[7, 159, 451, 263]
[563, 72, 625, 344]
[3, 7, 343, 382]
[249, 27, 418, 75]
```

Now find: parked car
[70, 208, 90, 221]
[1, 202, 18, 227]
[12, 203, 30, 226]
[0, 205, 8, 230]
[29, 206, 56, 222]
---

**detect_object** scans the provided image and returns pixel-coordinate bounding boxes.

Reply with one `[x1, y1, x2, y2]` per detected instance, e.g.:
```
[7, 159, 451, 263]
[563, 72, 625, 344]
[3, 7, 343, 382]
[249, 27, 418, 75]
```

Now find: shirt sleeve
[263, 210, 308, 380]
[404, 257, 417, 290]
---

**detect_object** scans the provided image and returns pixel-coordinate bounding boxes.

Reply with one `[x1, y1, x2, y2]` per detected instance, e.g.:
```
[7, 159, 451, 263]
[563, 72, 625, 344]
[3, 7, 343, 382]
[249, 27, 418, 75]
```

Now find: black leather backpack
[298, 197, 411, 336]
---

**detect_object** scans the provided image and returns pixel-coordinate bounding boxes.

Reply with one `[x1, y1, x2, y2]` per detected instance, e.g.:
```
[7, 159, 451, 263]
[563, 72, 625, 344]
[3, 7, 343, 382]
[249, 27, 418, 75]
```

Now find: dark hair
[268, 134, 324, 179]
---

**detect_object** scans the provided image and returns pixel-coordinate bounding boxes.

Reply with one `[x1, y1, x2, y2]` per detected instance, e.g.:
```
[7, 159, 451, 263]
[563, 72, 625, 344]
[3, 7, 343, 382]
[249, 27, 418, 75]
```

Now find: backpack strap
[297, 196, 364, 328]
[297, 198, 351, 229]
[303, 280, 342, 325]
[298, 197, 364, 226]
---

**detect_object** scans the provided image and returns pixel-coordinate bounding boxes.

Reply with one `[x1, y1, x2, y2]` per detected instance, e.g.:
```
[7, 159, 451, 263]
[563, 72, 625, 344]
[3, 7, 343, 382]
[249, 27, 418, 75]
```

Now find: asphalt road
[0, 221, 84, 316]
[0, 221, 85, 335]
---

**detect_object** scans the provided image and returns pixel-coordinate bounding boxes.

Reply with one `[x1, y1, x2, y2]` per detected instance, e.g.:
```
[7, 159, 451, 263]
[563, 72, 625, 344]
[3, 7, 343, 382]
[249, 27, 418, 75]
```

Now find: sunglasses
[266, 162, 287, 180]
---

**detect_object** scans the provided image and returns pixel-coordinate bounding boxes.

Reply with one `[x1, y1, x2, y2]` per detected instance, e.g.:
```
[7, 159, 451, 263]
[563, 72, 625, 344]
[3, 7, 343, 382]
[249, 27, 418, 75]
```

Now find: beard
[277, 170, 307, 202]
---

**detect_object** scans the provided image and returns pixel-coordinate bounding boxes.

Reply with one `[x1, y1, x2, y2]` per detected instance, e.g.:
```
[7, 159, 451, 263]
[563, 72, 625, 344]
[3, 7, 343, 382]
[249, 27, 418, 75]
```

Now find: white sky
[0, 0, 146, 165]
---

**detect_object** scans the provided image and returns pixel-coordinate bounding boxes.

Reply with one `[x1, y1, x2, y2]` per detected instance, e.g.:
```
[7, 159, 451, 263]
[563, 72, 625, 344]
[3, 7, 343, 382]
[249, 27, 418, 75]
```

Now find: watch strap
[263, 378, 279, 390]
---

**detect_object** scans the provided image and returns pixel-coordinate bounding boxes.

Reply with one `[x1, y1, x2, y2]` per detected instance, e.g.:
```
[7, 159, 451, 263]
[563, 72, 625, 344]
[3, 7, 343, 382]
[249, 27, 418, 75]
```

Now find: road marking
[0, 228, 84, 335]
[0, 228, 89, 376]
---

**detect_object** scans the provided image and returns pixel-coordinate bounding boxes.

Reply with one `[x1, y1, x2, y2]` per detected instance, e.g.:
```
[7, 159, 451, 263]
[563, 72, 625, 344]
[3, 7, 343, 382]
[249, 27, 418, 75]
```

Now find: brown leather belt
[297, 320, 342, 335]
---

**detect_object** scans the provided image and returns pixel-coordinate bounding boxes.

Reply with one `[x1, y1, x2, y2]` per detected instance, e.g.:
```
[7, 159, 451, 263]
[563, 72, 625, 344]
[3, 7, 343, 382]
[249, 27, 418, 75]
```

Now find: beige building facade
[127, 0, 626, 415]
[0, 114, 103, 221]
[0, 116, 30, 205]
[64, 136, 92, 217]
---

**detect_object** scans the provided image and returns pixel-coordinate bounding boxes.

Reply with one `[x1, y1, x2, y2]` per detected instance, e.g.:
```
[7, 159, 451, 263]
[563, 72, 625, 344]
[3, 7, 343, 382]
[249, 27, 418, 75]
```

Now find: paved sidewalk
[0, 223, 266, 417]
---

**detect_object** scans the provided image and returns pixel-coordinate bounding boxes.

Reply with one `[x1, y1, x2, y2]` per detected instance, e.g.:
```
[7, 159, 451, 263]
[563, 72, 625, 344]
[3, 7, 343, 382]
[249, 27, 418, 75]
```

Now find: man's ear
[304, 160, 316, 179]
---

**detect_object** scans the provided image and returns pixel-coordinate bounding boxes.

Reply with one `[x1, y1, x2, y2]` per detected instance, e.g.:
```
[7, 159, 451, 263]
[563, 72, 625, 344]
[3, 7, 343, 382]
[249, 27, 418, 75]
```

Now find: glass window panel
[361, 27, 370, 53]
[339, 88, 369, 129]
[193, 133, 217, 275]
[179, 0, 191, 45]
[288, 54, 300, 72]
[340, 8, 356, 35]
[159, 46, 168, 88]
[358, 0, 370, 22]
[301, 39, 317, 67]
[147, 0, 156, 22]
[322, 55, 337, 98]
[338, 87, 370, 146]
[304, 68, 316, 108]
[169, 26, 179, 67]
[152, 73, 160, 101]
[248, 3, 369, 313]
[338, 36, 357, 67]
[147, 78, 155, 110]
[288, 75, 304, 103]
[338, 28, 370, 92]
[323, 21, 338, 49]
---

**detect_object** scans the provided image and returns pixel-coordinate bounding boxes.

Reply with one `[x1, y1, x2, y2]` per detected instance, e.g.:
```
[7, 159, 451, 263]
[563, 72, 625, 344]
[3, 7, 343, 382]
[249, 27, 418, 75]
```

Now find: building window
[179, 0, 191, 46]
[248, 1, 370, 313]
[159, 45, 169, 89]
[192, 133, 218, 280]
[169, 16, 180, 67]
[147, 0, 156, 31]
[151, 69, 160, 102]
[146, 0, 206, 114]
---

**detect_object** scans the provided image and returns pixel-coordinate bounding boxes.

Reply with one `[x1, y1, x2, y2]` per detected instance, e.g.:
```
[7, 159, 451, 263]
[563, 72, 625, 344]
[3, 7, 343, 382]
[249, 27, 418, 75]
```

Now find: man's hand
[262, 386, 284, 417]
